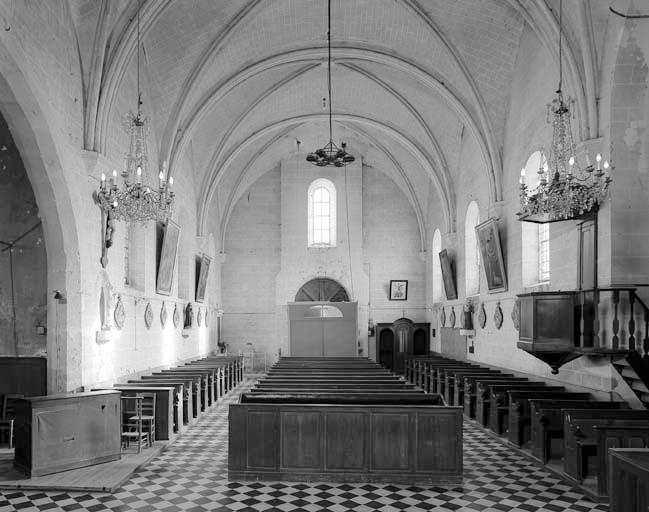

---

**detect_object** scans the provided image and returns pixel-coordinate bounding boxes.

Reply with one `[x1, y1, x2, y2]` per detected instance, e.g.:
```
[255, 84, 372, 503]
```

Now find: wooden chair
[0, 394, 24, 449]
[121, 395, 149, 453]
[129, 392, 155, 446]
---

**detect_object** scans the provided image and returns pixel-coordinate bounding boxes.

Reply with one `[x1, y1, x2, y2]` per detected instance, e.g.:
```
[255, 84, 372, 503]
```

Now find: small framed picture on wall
[389, 280, 408, 301]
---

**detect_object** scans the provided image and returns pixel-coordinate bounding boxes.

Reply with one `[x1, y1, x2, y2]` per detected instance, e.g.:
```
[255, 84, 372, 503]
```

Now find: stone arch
[0, 40, 81, 393]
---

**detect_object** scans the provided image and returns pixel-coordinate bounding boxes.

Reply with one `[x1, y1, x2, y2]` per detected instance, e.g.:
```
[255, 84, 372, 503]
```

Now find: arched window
[521, 151, 550, 286]
[465, 201, 480, 296]
[308, 178, 336, 247]
[432, 229, 443, 302]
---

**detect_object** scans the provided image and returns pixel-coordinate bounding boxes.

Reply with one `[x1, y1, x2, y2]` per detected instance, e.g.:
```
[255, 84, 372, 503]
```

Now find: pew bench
[562, 409, 649, 484]
[128, 378, 194, 426]
[507, 391, 592, 447]
[94, 386, 176, 439]
[529, 400, 630, 463]
[595, 423, 649, 496]
[608, 449, 649, 512]
[463, 376, 529, 420]
[488, 384, 564, 435]
[447, 369, 508, 406]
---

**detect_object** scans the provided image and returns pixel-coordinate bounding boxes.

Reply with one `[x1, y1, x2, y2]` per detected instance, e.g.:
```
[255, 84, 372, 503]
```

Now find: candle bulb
[568, 156, 574, 175]
[100, 173, 106, 190]
[136, 165, 142, 184]
[520, 168, 525, 186]
[169, 176, 174, 186]
[596, 153, 602, 171]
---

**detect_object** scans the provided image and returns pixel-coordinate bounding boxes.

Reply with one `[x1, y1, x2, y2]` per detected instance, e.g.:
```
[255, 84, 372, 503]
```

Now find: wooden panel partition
[229, 403, 462, 484]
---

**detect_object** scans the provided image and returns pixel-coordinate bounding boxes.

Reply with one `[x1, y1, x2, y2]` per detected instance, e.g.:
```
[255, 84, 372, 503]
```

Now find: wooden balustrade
[576, 287, 649, 360]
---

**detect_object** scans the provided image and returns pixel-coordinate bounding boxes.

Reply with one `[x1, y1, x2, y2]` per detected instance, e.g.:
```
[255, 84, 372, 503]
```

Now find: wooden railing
[576, 287, 649, 360]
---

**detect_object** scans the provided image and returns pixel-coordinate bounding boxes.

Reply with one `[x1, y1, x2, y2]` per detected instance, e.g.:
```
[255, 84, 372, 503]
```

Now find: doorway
[288, 302, 358, 357]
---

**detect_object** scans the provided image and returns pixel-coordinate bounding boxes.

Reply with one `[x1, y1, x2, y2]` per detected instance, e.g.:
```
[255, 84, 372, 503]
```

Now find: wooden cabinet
[13, 390, 121, 477]
[516, 291, 581, 374]
[375, 318, 430, 372]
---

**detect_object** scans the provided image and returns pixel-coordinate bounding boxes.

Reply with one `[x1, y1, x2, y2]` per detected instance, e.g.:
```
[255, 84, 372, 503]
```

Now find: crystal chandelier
[306, 0, 354, 167]
[518, 0, 611, 223]
[96, 1, 174, 223]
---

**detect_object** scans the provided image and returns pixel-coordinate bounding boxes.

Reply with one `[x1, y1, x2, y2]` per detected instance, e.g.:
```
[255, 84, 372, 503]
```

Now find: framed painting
[195, 254, 211, 303]
[156, 219, 180, 295]
[475, 217, 508, 293]
[389, 280, 408, 301]
[439, 249, 457, 300]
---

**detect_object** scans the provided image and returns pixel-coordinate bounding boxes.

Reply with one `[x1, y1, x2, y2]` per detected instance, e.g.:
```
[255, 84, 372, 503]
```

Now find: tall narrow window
[465, 201, 480, 296]
[432, 229, 442, 302]
[308, 178, 336, 247]
[522, 151, 551, 286]
[538, 223, 550, 282]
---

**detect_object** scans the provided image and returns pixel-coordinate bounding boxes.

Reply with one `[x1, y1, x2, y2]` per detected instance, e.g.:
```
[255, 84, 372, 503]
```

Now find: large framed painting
[195, 254, 211, 303]
[439, 249, 457, 300]
[475, 217, 507, 293]
[156, 219, 180, 295]
[389, 280, 408, 301]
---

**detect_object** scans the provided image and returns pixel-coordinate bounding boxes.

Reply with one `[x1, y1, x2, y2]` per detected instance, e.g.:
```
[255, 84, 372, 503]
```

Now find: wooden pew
[94, 386, 176, 439]
[184, 361, 228, 399]
[129, 378, 194, 426]
[529, 400, 630, 463]
[144, 374, 202, 417]
[463, 376, 528, 420]
[595, 423, 649, 496]
[230, 400, 462, 484]
[507, 391, 592, 447]
[432, 363, 479, 396]
[488, 384, 564, 434]
[608, 449, 649, 512]
[445, 368, 507, 405]
[474, 380, 546, 427]
[155, 369, 211, 409]
[197, 356, 242, 391]
[562, 409, 649, 484]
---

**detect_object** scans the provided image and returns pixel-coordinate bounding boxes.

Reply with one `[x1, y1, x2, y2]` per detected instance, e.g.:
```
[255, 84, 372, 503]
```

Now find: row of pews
[229, 357, 463, 484]
[8, 355, 243, 477]
[405, 354, 649, 504]
[96, 355, 243, 441]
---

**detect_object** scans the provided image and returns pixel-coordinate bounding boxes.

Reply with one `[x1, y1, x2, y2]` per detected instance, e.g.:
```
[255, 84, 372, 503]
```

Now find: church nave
[0, 378, 607, 512]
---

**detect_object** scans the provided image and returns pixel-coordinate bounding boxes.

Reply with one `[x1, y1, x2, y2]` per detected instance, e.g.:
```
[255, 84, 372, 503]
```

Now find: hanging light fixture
[96, 0, 174, 223]
[306, 0, 354, 167]
[518, 0, 611, 223]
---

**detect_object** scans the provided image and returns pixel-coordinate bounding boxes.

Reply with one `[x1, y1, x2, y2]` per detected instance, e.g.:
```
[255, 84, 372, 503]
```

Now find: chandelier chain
[306, 0, 355, 167]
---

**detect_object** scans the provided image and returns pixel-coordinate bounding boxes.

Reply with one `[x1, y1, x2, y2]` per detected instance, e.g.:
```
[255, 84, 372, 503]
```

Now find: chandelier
[96, 1, 174, 223]
[306, 0, 354, 167]
[518, 0, 611, 223]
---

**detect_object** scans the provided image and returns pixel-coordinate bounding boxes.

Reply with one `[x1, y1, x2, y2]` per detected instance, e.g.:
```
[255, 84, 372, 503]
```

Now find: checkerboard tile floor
[0, 379, 609, 512]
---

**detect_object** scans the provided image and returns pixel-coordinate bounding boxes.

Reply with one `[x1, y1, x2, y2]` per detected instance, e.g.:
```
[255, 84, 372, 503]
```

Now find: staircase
[612, 351, 649, 409]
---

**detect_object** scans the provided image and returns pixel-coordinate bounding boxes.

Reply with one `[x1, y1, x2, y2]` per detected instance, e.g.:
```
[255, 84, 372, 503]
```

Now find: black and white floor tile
[0, 380, 609, 512]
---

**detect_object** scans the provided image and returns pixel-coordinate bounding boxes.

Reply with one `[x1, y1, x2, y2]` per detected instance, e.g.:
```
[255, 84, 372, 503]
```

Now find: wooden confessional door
[288, 302, 358, 357]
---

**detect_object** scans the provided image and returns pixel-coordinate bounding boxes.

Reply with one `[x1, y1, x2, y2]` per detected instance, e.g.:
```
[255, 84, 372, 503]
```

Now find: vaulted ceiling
[69, 0, 609, 241]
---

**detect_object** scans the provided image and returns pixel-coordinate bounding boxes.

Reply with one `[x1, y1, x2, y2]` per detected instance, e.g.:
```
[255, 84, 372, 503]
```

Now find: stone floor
[0, 379, 609, 511]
